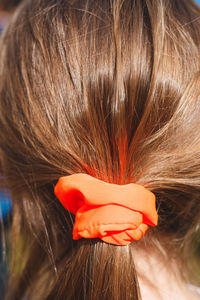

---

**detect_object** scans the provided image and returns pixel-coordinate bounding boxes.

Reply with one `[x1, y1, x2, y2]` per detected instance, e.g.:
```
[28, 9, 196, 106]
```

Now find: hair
[0, 0, 22, 11]
[0, 0, 200, 299]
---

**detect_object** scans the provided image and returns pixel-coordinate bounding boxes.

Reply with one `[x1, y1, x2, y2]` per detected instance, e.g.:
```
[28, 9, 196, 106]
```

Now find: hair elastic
[54, 173, 158, 246]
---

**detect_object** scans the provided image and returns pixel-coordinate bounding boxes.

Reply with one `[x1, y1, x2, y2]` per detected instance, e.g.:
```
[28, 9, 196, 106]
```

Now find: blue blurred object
[0, 192, 12, 220]
[195, 0, 200, 4]
[0, 191, 11, 299]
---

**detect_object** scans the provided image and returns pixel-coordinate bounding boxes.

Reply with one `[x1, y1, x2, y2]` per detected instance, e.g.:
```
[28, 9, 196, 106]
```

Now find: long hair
[0, 0, 200, 299]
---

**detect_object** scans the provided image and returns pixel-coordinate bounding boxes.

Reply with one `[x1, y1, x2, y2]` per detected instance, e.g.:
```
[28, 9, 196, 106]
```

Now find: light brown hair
[0, 0, 200, 299]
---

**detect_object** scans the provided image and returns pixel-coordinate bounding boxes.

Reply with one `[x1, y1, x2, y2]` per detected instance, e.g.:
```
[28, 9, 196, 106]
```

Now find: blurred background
[0, 3, 23, 298]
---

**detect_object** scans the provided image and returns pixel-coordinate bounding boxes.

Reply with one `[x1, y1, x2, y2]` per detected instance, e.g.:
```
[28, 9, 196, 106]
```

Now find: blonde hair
[0, 0, 200, 299]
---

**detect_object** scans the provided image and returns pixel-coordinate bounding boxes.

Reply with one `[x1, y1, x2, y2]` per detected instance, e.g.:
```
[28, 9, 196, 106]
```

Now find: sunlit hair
[0, 0, 200, 299]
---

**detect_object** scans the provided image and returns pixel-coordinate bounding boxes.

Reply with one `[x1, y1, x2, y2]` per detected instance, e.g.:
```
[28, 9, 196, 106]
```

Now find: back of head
[0, 0, 200, 299]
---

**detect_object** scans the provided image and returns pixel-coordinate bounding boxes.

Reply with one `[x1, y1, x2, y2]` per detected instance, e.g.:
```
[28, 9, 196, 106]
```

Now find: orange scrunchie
[54, 174, 158, 246]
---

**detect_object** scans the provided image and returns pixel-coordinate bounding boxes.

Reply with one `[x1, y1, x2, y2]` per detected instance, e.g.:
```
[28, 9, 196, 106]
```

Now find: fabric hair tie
[54, 173, 158, 246]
